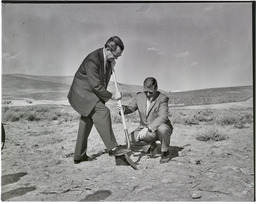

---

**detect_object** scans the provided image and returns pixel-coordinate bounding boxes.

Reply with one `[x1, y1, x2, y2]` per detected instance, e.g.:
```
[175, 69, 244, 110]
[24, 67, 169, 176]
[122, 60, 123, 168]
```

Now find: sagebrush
[2, 105, 253, 130]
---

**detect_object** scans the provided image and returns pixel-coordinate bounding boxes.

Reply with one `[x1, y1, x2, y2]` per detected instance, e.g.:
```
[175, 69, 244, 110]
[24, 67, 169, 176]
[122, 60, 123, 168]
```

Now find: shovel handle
[112, 69, 131, 150]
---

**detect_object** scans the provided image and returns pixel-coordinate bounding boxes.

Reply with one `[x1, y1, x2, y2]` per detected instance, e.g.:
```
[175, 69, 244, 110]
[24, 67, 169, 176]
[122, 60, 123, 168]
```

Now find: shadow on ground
[2, 172, 28, 186]
[64, 144, 184, 168]
[1, 186, 36, 201]
[80, 190, 111, 201]
[1, 172, 36, 201]
[131, 145, 184, 164]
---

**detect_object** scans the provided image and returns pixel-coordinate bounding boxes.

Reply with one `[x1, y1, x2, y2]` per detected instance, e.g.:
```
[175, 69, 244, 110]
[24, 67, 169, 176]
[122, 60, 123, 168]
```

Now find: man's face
[106, 46, 122, 62]
[144, 88, 157, 99]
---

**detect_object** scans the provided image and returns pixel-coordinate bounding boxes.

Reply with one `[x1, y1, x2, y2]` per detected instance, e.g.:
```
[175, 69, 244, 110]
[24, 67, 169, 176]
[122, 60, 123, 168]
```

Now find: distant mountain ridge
[2, 74, 253, 106]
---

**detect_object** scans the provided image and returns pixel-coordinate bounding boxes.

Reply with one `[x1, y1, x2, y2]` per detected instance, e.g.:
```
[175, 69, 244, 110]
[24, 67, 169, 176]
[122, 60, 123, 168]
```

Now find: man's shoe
[109, 147, 131, 157]
[160, 151, 170, 164]
[146, 142, 157, 155]
[74, 154, 90, 164]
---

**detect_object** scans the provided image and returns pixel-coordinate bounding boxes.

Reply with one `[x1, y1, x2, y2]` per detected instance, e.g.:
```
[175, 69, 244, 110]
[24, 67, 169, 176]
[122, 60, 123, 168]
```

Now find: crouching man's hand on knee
[136, 127, 148, 141]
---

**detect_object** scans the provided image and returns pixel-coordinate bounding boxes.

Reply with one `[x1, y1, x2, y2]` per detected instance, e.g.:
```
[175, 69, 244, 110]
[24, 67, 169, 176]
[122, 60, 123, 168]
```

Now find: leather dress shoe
[160, 151, 170, 164]
[74, 154, 90, 164]
[109, 147, 131, 157]
[146, 142, 157, 155]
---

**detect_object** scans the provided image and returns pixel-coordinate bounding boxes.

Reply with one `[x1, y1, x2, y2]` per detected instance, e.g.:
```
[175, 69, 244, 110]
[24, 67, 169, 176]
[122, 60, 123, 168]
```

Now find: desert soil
[1, 99, 254, 201]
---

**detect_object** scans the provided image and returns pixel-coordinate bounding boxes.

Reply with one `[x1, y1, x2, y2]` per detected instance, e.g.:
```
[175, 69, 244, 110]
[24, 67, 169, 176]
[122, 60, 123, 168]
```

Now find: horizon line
[2, 73, 253, 93]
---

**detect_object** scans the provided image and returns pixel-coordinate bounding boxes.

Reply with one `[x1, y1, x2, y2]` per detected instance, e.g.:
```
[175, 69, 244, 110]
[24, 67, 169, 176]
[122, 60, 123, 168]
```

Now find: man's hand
[116, 103, 123, 111]
[111, 91, 122, 100]
[137, 127, 148, 141]
[110, 60, 116, 68]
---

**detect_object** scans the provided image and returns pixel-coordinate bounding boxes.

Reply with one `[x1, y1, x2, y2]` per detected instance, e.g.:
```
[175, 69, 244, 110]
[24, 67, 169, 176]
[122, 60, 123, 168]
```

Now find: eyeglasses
[110, 50, 121, 59]
[144, 91, 154, 95]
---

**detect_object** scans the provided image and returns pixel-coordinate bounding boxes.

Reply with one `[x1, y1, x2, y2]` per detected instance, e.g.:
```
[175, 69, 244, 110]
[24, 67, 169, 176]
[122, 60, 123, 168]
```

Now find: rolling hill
[167, 86, 253, 106]
[2, 74, 253, 106]
[1, 74, 144, 101]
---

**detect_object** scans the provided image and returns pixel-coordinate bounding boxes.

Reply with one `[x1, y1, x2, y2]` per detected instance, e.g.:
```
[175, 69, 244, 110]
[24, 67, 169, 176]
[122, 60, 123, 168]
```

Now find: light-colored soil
[2, 99, 70, 106]
[1, 99, 254, 201]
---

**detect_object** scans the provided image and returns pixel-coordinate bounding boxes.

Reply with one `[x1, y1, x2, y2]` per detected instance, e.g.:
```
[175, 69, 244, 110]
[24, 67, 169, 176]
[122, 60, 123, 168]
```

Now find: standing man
[68, 36, 129, 164]
[118, 77, 173, 164]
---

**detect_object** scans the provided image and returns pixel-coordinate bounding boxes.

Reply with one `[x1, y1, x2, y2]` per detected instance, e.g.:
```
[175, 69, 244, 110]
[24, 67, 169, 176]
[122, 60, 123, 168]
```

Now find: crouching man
[117, 77, 173, 164]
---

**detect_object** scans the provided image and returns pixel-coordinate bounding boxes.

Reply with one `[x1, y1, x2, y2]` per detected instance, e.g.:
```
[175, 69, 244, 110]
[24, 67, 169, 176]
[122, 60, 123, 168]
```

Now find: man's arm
[119, 97, 138, 115]
[148, 96, 170, 130]
[86, 58, 112, 102]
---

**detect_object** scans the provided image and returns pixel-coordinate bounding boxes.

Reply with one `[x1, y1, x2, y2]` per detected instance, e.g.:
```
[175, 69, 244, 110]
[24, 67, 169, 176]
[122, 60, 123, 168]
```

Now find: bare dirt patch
[1, 100, 254, 201]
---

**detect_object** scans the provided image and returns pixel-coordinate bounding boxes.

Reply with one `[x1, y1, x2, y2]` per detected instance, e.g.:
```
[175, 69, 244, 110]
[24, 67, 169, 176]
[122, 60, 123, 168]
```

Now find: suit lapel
[98, 48, 105, 85]
[147, 101, 156, 117]
[105, 61, 112, 88]
[146, 92, 160, 118]
[138, 94, 147, 118]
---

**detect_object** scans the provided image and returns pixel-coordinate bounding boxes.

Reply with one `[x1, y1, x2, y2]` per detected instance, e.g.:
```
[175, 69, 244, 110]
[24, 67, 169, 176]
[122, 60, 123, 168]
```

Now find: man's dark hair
[105, 36, 124, 52]
[144, 77, 158, 90]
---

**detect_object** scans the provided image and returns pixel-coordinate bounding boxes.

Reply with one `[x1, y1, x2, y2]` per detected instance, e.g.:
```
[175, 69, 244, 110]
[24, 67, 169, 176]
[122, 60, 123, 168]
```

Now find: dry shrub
[35, 107, 49, 113]
[184, 117, 199, 125]
[26, 100, 33, 104]
[234, 122, 247, 129]
[239, 113, 253, 123]
[2, 105, 77, 122]
[4, 111, 22, 122]
[169, 107, 253, 127]
[196, 127, 228, 142]
[168, 112, 183, 124]
[169, 111, 199, 125]
[108, 103, 140, 124]
[216, 110, 253, 128]
[234, 113, 253, 129]
[62, 112, 78, 122]
[194, 110, 214, 122]
[2, 100, 12, 105]
[169, 108, 252, 127]
[26, 111, 40, 121]
[111, 112, 140, 124]
[216, 114, 237, 125]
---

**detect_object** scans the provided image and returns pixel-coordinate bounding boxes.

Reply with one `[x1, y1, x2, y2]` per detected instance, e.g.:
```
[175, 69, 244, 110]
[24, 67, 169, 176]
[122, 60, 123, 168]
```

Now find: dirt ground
[1, 100, 254, 201]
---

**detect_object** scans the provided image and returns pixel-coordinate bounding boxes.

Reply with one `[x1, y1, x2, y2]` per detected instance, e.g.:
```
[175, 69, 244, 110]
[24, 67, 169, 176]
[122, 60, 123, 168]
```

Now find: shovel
[112, 69, 137, 170]
[112, 69, 131, 150]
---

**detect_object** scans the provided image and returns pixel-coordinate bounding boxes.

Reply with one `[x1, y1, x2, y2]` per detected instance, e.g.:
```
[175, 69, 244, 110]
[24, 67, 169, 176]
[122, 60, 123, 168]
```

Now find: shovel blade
[124, 153, 138, 170]
[115, 153, 138, 170]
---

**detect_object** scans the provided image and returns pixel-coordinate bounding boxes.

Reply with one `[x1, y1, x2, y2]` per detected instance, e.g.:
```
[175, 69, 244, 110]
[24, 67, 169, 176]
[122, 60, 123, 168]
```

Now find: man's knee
[157, 124, 173, 136]
[129, 130, 156, 144]
[92, 102, 111, 119]
[102, 107, 111, 117]
[143, 131, 157, 143]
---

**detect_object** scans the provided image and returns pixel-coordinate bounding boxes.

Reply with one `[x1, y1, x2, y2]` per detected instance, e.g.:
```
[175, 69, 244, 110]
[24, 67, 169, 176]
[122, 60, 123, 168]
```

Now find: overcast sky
[2, 2, 253, 92]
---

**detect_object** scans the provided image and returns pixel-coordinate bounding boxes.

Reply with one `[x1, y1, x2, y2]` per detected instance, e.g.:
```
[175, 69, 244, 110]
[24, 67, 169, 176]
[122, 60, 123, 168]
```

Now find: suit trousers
[155, 124, 173, 152]
[129, 123, 173, 153]
[74, 100, 118, 160]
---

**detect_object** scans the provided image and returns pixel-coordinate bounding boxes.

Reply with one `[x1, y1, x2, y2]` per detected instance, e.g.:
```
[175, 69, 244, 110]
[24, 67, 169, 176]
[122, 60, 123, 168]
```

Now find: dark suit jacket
[123, 91, 172, 131]
[67, 48, 113, 117]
